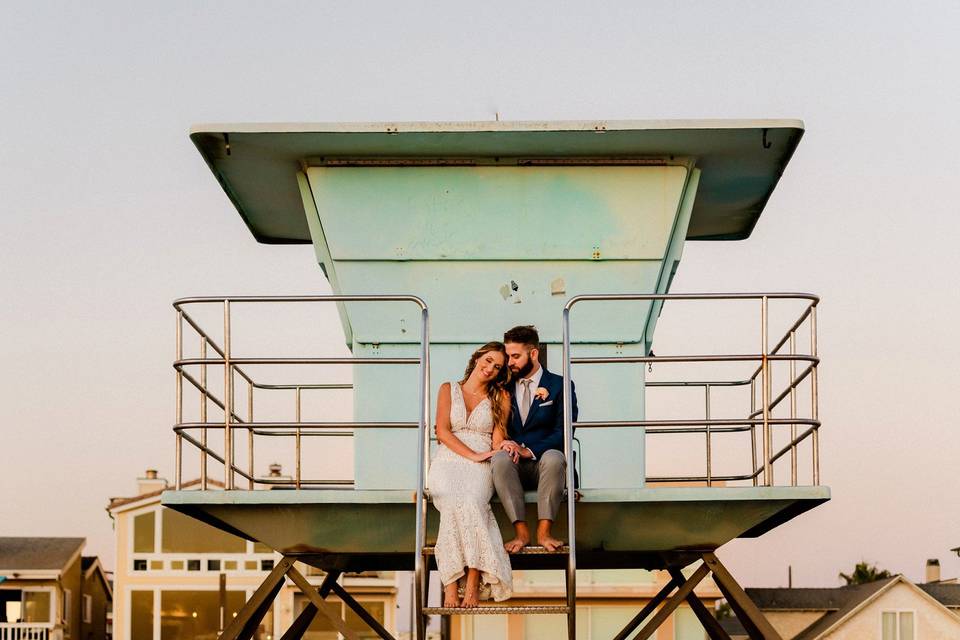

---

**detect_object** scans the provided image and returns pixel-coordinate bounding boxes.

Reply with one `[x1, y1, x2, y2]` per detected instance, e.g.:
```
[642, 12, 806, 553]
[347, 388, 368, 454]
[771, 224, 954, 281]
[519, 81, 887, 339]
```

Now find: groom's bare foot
[443, 582, 460, 608]
[504, 522, 530, 553]
[537, 520, 564, 552]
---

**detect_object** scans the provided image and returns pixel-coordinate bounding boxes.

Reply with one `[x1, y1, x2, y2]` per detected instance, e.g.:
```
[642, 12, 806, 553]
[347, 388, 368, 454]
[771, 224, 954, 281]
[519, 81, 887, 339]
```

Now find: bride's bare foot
[443, 582, 460, 608]
[537, 520, 564, 552]
[461, 569, 480, 608]
[504, 522, 530, 553]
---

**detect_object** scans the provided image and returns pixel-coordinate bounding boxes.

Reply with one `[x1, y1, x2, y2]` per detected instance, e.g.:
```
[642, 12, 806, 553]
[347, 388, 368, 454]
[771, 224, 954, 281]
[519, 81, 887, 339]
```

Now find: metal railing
[172, 295, 430, 491]
[561, 292, 821, 638]
[562, 292, 821, 489]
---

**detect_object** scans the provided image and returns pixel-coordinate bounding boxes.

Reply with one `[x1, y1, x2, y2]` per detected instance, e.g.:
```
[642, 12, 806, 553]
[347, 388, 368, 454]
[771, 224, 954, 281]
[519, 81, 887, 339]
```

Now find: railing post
[789, 331, 798, 486]
[175, 311, 183, 490]
[562, 304, 577, 640]
[223, 300, 233, 490]
[200, 337, 208, 490]
[413, 304, 431, 640]
[810, 304, 820, 485]
[761, 295, 772, 486]
[705, 384, 712, 487]
[750, 378, 757, 486]
[247, 383, 254, 490]
[295, 385, 302, 489]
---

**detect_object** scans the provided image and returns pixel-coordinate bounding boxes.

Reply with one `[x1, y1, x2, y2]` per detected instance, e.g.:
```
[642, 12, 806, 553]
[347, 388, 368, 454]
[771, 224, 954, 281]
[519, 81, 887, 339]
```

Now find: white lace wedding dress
[427, 382, 512, 601]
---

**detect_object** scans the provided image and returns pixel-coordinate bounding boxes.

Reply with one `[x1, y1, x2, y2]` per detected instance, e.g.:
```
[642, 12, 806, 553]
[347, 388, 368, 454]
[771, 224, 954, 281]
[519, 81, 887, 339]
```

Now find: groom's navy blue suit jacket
[508, 368, 578, 460]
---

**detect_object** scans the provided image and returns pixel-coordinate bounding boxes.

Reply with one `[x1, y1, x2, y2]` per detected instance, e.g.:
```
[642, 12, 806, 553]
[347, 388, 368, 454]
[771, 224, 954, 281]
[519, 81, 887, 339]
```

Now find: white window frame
[62, 588, 71, 635]
[82, 594, 92, 624]
[11, 587, 58, 625]
[880, 609, 916, 640]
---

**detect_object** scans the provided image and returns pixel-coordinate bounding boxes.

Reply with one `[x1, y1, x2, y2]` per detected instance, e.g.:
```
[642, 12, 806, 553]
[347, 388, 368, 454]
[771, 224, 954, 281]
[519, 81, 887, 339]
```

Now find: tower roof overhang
[189, 119, 803, 244]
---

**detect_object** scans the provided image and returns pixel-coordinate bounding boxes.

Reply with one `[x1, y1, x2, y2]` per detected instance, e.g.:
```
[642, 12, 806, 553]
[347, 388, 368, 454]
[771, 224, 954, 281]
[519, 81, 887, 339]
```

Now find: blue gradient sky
[2, 1, 958, 587]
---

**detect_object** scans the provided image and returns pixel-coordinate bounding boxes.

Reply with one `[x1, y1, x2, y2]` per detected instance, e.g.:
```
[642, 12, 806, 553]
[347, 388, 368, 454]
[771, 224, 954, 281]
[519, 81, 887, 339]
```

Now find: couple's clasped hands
[469, 440, 533, 463]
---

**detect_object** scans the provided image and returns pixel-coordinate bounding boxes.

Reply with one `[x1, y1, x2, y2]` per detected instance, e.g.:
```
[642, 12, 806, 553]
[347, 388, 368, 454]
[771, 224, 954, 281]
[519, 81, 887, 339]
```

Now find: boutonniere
[534, 387, 549, 401]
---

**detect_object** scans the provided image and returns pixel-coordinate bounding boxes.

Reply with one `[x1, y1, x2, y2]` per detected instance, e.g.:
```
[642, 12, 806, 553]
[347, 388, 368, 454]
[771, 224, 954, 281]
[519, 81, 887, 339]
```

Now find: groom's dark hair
[504, 325, 540, 348]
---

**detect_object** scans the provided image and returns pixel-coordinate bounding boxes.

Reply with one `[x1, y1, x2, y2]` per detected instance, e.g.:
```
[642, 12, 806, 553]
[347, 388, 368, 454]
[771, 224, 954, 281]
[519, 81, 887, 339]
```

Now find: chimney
[268, 463, 283, 478]
[926, 559, 941, 584]
[137, 469, 168, 495]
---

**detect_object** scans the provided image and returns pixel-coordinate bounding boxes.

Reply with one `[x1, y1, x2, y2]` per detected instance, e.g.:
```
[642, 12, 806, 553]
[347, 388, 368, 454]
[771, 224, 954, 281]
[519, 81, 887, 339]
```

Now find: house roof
[0, 537, 85, 572]
[920, 583, 960, 608]
[81, 556, 114, 600]
[747, 585, 865, 611]
[790, 578, 897, 640]
[107, 477, 223, 511]
[748, 576, 960, 640]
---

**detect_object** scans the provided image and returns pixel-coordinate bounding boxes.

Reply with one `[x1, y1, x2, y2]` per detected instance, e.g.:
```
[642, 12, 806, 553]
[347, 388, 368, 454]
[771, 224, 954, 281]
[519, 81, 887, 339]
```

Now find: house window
[187, 559, 202, 571]
[133, 559, 148, 571]
[159, 590, 246, 640]
[207, 559, 221, 571]
[133, 511, 156, 553]
[161, 508, 246, 553]
[130, 591, 153, 640]
[83, 595, 92, 624]
[62, 589, 71, 633]
[882, 611, 914, 640]
[260, 559, 275, 571]
[4, 590, 55, 624]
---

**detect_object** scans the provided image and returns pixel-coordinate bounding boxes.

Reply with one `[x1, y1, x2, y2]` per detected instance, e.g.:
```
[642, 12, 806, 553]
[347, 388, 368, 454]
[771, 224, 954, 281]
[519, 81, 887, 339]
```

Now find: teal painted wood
[301, 164, 699, 490]
[305, 166, 688, 260]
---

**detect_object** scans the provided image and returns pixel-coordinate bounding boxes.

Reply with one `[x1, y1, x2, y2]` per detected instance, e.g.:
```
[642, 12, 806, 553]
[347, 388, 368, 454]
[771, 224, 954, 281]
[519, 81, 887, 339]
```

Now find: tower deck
[163, 485, 828, 572]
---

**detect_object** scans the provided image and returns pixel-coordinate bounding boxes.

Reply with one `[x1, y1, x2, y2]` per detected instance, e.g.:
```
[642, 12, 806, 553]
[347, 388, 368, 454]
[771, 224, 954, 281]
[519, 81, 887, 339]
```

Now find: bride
[428, 341, 514, 608]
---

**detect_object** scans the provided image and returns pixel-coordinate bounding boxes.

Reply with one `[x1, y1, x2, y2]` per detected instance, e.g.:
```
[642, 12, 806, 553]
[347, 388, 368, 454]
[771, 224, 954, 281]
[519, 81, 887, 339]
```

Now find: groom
[493, 325, 578, 553]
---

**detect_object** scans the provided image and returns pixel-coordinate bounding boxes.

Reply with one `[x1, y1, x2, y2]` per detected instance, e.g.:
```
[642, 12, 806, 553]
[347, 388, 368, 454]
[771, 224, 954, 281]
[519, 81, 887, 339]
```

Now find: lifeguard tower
[163, 120, 828, 640]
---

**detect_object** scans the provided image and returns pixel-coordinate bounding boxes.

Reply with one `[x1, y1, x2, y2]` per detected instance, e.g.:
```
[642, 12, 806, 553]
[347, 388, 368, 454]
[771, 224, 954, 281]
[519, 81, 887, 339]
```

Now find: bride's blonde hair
[460, 341, 511, 437]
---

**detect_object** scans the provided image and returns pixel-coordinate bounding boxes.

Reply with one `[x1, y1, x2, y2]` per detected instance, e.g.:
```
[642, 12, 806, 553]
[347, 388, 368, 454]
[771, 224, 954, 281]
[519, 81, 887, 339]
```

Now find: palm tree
[839, 561, 892, 585]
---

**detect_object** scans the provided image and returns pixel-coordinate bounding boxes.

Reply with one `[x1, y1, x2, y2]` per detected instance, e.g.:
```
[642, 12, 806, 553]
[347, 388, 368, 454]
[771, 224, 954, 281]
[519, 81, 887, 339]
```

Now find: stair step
[422, 545, 570, 556]
[423, 605, 570, 616]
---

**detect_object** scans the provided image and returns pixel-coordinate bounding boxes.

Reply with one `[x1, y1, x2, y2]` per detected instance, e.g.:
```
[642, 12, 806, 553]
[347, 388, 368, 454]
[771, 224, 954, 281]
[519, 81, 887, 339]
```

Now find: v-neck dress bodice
[427, 382, 512, 601]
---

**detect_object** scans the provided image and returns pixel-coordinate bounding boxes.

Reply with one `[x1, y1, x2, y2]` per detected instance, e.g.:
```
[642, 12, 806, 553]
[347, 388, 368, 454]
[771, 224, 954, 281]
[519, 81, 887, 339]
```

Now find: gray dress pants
[491, 449, 566, 523]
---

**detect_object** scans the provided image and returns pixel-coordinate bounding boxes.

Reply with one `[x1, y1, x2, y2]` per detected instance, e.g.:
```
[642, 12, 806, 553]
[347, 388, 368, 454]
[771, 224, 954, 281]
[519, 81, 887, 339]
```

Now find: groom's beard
[513, 358, 535, 380]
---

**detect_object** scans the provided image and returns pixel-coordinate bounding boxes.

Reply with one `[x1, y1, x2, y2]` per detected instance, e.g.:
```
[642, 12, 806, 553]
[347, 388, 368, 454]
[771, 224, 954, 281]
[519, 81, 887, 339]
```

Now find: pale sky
[2, 1, 959, 589]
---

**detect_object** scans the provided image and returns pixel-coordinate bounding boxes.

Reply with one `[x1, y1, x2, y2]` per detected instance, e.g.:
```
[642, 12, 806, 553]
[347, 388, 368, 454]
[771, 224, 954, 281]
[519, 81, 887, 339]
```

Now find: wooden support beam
[278, 571, 342, 640]
[218, 557, 291, 640]
[668, 567, 732, 640]
[702, 553, 782, 640]
[612, 575, 680, 640]
[287, 565, 360, 640]
[634, 563, 711, 640]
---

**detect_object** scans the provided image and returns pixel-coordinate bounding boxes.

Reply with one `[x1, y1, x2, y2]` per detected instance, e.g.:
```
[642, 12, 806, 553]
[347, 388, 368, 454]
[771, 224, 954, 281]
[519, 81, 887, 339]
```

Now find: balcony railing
[171, 292, 820, 492]
[561, 293, 821, 488]
[0, 624, 61, 640]
[172, 295, 429, 491]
